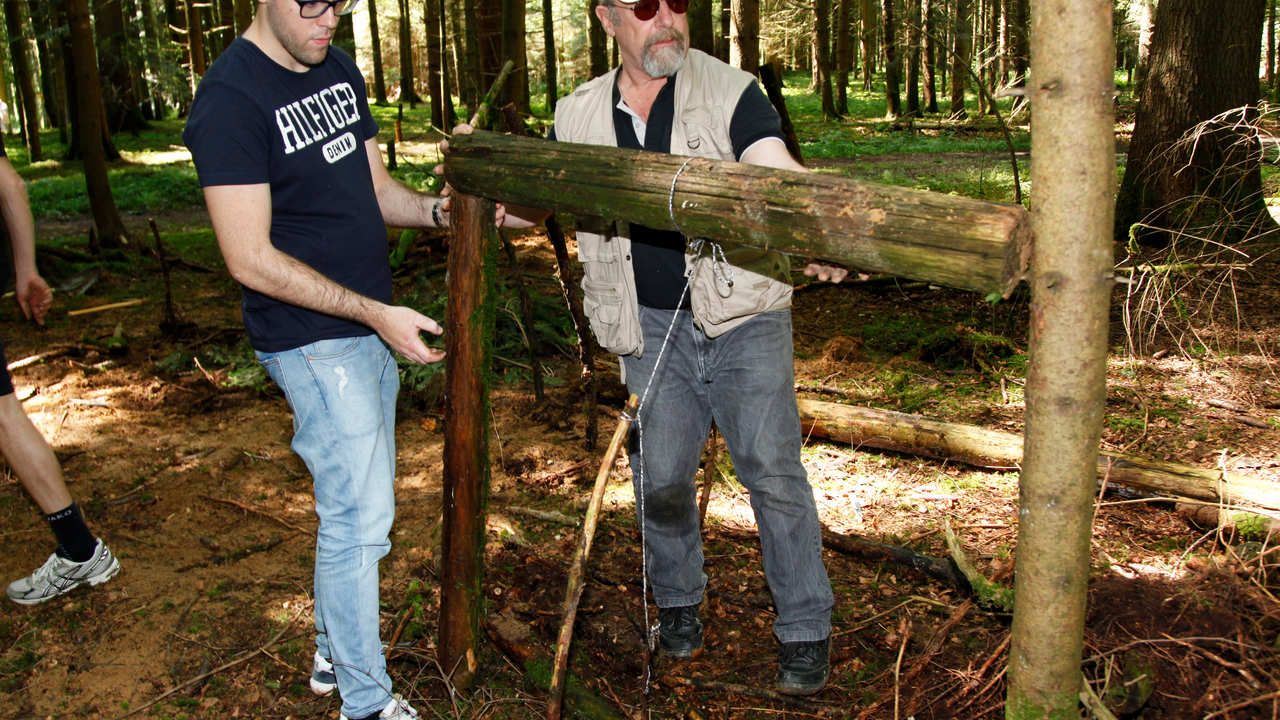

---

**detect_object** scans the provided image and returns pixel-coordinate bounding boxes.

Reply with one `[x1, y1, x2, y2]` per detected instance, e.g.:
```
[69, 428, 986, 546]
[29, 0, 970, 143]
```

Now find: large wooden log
[797, 398, 1280, 513]
[444, 130, 1032, 296]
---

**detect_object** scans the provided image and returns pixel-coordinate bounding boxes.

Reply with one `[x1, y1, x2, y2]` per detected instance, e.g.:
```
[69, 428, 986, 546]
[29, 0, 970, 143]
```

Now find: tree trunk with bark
[814, 0, 836, 117]
[500, 0, 527, 112]
[474, 0, 501, 117]
[425, 0, 444, 126]
[94, 0, 148, 133]
[64, 0, 130, 248]
[186, 0, 206, 77]
[689, 0, 714, 54]
[542, 0, 557, 111]
[368, 0, 389, 104]
[398, 0, 420, 105]
[882, 0, 900, 117]
[438, 193, 495, 694]
[729, 0, 758, 72]
[835, 0, 851, 113]
[5, 2, 42, 161]
[905, 0, 920, 117]
[1115, 0, 1275, 248]
[588, 0, 608, 78]
[31, 2, 62, 132]
[860, 0, 874, 90]
[444, 131, 1032, 296]
[234, 0, 253, 33]
[1007, 0, 1114, 716]
[949, 0, 970, 119]
[437, 0, 456, 125]
[922, 0, 938, 112]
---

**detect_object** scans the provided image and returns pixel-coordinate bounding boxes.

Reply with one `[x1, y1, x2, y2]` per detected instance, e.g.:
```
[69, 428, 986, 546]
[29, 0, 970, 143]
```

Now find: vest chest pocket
[680, 105, 733, 158]
[577, 237, 628, 347]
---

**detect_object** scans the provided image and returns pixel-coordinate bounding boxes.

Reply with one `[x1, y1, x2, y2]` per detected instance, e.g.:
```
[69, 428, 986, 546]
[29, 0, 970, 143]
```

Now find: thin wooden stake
[468, 59, 515, 127]
[546, 394, 639, 720]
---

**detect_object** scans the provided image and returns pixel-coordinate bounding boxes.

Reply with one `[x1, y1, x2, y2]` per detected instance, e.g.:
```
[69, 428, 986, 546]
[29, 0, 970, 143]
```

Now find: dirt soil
[1, 209, 1279, 720]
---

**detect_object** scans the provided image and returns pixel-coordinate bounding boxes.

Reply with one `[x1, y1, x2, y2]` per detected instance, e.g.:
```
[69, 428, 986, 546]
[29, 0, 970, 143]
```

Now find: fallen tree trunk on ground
[797, 398, 1280, 513]
[444, 131, 1032, 296]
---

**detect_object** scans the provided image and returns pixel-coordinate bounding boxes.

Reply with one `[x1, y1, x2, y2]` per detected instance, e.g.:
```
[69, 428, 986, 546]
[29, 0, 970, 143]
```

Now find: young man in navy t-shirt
[184, 1, 471, 717]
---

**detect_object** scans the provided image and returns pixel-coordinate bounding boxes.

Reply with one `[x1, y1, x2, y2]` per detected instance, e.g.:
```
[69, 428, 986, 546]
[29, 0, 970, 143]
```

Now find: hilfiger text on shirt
[274, 82, 361, 162]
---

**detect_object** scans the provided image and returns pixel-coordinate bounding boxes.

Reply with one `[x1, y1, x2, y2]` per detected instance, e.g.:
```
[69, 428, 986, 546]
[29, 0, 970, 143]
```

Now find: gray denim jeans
[623, 306, 833, 642]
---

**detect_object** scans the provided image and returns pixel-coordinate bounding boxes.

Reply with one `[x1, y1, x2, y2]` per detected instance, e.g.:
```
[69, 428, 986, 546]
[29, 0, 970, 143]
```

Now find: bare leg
[0, 393, 70, 513]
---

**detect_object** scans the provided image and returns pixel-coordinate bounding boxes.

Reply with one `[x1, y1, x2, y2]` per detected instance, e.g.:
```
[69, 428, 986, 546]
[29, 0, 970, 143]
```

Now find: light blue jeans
[257, 334, 399, 719]
[623, 307, 833, 642]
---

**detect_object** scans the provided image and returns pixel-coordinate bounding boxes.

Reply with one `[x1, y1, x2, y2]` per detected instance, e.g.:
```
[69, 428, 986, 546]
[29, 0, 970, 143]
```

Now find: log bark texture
[444, 131, 1032, 296]
[797, 399, 1280, 513]
[439, 193, 495, 692]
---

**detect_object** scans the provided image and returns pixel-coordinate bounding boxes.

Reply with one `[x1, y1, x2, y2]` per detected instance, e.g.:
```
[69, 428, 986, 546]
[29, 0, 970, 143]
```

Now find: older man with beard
[527, 0, 840, 696]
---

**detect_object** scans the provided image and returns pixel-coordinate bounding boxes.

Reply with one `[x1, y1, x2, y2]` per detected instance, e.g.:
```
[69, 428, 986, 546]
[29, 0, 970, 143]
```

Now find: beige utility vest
[554, 49, 793, 359]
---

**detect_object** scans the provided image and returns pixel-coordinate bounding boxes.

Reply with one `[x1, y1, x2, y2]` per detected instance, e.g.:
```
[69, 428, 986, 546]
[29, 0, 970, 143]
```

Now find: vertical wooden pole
[1006, 0, 1114, 717]
[439, 192, 495, 693]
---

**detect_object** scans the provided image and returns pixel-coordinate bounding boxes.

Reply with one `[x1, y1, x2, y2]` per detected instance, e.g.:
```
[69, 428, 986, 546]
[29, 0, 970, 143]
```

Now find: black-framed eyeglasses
[295, 0, 362, 19]
[612, 0, 689, 21]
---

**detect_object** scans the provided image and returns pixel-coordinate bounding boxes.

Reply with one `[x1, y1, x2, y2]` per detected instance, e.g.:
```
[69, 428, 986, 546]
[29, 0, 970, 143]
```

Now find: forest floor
[0, 132, 1278, 719]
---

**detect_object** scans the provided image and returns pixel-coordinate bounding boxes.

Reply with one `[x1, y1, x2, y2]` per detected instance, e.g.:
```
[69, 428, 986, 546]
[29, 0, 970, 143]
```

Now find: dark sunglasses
[613, 0, 689, 22]
[295, 0, 362, 19]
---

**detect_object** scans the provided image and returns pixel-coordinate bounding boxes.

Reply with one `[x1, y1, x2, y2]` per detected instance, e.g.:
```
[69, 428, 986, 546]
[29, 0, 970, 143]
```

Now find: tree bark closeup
[397, 0, 419, 105]
[729, 0, 759, 73]
[425, 0, 444, 126]
[1007, 0, 1114, 716]
[93, 0, 148, 134]
[64, 0, 130, 248]
[860, 0, 874, 90]
[439, 192, 495, 694]
[1114, 0, 1275, 247]
[444, 131, 1031, 296]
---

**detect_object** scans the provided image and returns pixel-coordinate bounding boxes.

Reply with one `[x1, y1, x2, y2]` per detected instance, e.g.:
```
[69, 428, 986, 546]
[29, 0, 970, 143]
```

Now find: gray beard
[641, 32, 687, 78]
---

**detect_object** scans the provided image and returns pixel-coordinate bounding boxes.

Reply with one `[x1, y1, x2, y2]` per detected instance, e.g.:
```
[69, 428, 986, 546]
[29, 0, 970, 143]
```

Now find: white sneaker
[340, 695, 419, 720]
[311, 651, 338, 696]
[7, 539, 120, 605]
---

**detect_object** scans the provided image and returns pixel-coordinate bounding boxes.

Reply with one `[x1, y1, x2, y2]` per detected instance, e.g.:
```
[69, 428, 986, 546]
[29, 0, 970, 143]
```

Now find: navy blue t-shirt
[183, 40, 388, 352]
[550, 75, 784, 309]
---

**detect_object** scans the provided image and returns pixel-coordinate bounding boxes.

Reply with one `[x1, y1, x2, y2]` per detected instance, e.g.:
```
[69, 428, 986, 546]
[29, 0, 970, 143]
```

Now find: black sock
[45, 503, 97, 563]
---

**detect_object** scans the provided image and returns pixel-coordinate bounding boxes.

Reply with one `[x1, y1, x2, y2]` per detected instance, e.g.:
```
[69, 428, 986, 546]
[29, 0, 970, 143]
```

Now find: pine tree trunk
[1115, 0, 1275, 246]
[234, 0, 253, 33]
[718, 0, 729, 61]
[5, 1, 42, 161]
[31, 2, 61, 130]
[835, 0, 851, 113]
[922, 0, 938, 112]
[368, 0, 388, 104]
[1007, 0, 1113, 715]
[438, 0, 456, 124]
[138, 0, 164, 120]
[949, 0, 969, 119]
[218, 0, 235, 53]
[462, 0, 480, 111]
[588, 0, 607, 77]
[425, 0, 444, 126]
[474, 0, 501, 115]
[500, 0, 526, 111]
[542, 0, 557, 111]
[860, 0, 873, 89]
[186, 0, 206, 77]
[905, 0, 920, 117]
[64, 0, 130, 248]
[689, 0, 713, 54]
[814, 0, 836, 117]
[730, 0, 758, 72]
[94, 0, 148, 133]
[398, 0, 419, 105]
[882, 0, 900, 117]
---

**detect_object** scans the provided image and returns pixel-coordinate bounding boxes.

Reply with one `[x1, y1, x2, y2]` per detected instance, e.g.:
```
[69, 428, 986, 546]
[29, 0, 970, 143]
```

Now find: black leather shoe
[775, 637, 830, 696]
[657, 604, 704, 659]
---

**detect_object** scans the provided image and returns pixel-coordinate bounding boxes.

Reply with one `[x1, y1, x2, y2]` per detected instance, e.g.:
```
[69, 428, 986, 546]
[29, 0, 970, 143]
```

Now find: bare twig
[199, 494, 316, 536]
